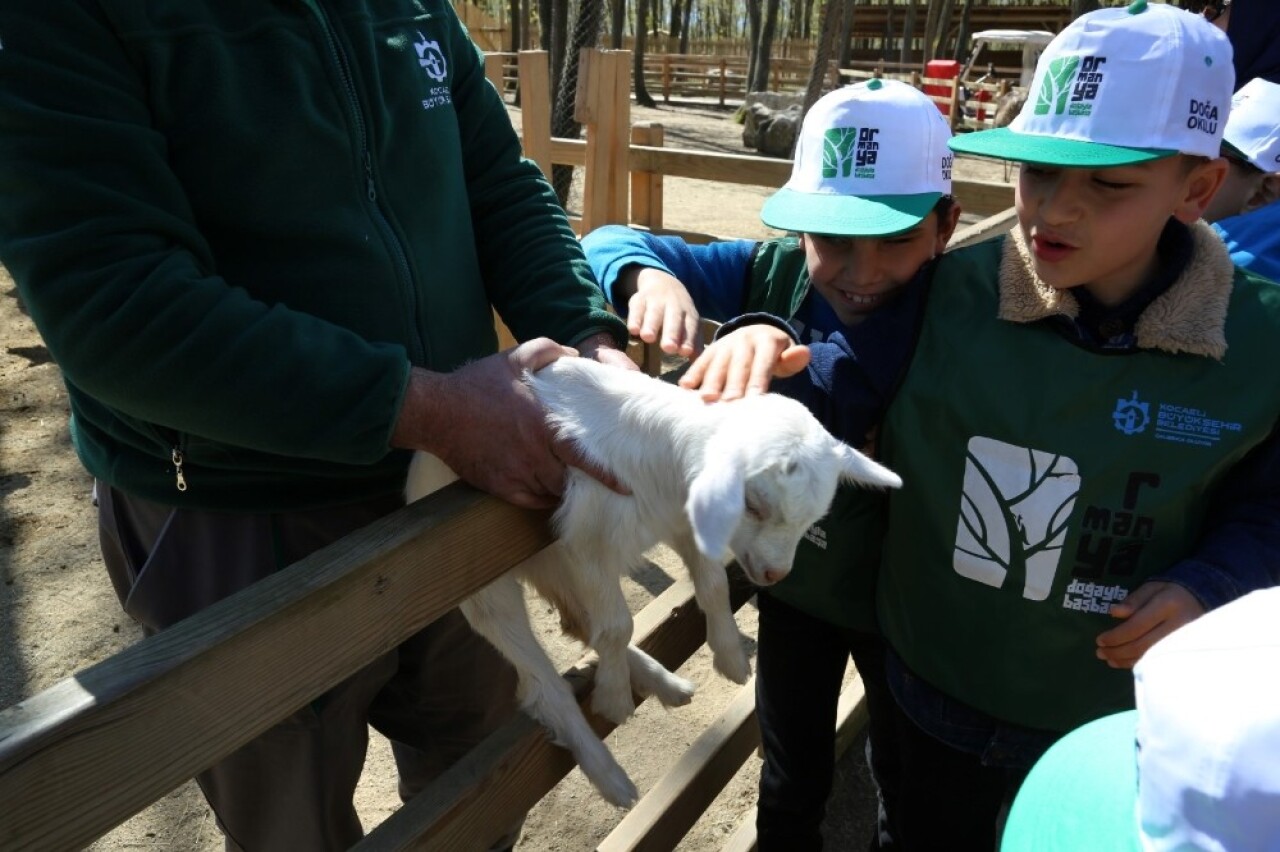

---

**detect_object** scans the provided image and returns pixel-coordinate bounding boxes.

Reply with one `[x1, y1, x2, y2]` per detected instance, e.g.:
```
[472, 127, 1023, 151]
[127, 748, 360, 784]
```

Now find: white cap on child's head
[951, 0, 1235, 167]
[760, 78, 953, 238]
[1223, 77, 1280, 174]
[1001, 586, 1280, 852]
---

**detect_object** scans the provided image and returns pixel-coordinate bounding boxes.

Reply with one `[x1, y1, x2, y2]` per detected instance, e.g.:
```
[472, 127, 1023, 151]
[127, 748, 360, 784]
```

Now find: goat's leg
[460, 575, 639, 807]
[671, 533, 752, 684]
[525, 545, 638, 725]
[534, 561, 696, 710]
[625, 645, 696, 707]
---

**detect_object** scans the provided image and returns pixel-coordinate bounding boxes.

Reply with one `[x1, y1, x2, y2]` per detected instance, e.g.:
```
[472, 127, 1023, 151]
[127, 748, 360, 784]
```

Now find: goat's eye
[745, 501, 765, 521]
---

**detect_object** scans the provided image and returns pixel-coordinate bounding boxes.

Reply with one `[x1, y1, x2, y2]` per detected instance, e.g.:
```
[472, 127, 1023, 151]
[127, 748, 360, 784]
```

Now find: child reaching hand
[582, 79, 959, 849]
[686, 4, 1280, 849]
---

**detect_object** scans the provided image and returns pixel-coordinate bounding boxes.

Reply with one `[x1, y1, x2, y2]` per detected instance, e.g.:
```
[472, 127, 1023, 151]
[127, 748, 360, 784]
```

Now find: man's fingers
[513, 337, 577, 372]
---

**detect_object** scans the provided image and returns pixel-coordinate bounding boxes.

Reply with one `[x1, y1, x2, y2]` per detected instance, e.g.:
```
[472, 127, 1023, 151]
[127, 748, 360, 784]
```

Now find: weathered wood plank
[357, 571, 759, 850]
[947, 205, 1018, 251]
[0, 485, 553, 851]
[598, 679, 759, 852]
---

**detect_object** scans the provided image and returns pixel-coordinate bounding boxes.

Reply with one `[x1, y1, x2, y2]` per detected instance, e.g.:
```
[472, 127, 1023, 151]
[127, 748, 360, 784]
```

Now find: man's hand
[575, 330, 639, 373]
[618, 266, 703, 359]
[1094, 581, 1205, 669]
[393, 338, 575, 509]
[678, 324, 810, 402]
[393, 338, 628, 508]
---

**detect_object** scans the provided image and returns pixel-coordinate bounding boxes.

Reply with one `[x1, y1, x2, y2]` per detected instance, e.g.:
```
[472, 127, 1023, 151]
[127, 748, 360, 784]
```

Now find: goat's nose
[761, 568, 786, 585]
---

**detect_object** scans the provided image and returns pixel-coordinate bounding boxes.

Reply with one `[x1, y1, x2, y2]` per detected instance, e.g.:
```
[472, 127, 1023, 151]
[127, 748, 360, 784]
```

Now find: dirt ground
[0, 98, 1011, 851]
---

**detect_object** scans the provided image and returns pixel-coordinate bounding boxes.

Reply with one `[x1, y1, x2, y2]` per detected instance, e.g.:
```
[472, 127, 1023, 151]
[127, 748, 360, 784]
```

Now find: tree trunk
[538, 0, 553, 50]
[634, 0, 657, 106]
[922, 0, 942, 63]
[883, 0, 895, 63]
[749, 0, 780, 92]
[745, 0, 762, 91]
[952, 0, 972, 62]
[609, 0, 625, 48]
[679, 0, 693, 54]
[932, 0, 955, 61]
[837, 0, 856, 70]
[802, 0, 841, 120]
[550, 0, 609, 203]
[900, 1, 917, 66]
[1070, 0, 1100, 20]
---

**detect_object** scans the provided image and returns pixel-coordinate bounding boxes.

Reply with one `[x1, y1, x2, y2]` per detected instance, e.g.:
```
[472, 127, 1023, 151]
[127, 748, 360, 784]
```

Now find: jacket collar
[996, 220, 1236, 360]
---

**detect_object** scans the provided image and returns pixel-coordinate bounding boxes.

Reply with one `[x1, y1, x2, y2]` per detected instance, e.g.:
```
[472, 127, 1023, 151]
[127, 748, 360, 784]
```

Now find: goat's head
[684, 394, 901, 586]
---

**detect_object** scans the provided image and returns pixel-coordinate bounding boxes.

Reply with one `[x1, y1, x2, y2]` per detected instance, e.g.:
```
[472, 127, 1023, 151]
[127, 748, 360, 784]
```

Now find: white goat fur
[404, 357, 901, 807]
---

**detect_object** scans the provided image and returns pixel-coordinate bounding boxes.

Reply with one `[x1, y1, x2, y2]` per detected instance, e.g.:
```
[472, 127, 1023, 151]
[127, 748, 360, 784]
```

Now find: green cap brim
[760, 189, 942, 237]
[1001, 710, 1141, 852]
[949, 128, 1177, 167]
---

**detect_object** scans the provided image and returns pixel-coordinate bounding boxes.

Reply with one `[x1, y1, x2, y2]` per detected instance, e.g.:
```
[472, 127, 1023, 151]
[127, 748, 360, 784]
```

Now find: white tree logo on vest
[955, 436, 1080, 601]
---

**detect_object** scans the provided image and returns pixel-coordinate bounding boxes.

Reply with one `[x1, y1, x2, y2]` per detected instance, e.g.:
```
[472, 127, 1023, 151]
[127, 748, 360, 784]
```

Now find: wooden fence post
[517, 51, 552, 179]
[718, 58, 728, 106]
[662, 54, 672, 103]
[483, 52, 505, 95]
[630, 123, 665, 232]
[576, 49, 631, 233]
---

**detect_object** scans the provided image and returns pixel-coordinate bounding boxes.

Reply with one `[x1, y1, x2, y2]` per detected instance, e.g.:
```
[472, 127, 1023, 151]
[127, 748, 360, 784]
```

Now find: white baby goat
[405, 356, 900, 807]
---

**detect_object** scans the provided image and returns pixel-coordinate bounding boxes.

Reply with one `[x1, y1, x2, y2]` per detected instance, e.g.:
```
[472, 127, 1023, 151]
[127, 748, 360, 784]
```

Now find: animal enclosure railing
[0, 324, 874, 850]
[495, 49, 1014, 245]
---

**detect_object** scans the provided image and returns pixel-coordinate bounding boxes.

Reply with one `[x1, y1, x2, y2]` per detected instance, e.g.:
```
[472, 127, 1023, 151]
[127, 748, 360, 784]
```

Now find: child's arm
[1097, 429, 1280, 668]
[580, 225, 758, 356]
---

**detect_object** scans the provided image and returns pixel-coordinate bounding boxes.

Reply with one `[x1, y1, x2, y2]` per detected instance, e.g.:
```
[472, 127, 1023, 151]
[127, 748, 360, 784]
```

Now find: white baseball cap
[760, 78, 953, 237]
[952, 0, 1235, 167]
[1223, 77, 1280, 173]
[1001, 586, 1280, 851]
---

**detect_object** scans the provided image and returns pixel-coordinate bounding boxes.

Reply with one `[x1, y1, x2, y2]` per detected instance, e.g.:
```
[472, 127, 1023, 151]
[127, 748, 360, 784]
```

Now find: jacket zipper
[171, 447, 188, 492]
[302, 0, 426, 364]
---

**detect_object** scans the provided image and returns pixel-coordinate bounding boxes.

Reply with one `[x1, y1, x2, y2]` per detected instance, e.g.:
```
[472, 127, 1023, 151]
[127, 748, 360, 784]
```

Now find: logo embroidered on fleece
[1034, 55, 1106, 117]
[821, 126, 880, 180]
[954, 436, 1080, 602]
[414, 31, 452, 110]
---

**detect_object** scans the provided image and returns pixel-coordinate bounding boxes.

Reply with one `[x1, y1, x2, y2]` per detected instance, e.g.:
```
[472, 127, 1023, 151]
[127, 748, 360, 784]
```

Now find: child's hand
[1094, 581, 1205, 669]
[679, 324, 810, 401]
[622, 267, 703, 359]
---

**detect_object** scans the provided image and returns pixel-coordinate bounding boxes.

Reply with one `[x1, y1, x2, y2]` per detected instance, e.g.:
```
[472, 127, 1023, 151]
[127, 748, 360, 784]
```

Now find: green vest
[878, 238, 1280, 731]
[745, 239, 886, 632]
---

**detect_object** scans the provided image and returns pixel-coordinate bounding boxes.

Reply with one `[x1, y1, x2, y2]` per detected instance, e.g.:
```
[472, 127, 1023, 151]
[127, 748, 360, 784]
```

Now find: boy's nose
[1036, 176, 1083, 225]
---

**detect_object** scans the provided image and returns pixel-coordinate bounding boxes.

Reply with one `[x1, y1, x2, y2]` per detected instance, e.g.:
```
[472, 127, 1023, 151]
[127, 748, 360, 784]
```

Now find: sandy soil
[0, 98, 1011, 851]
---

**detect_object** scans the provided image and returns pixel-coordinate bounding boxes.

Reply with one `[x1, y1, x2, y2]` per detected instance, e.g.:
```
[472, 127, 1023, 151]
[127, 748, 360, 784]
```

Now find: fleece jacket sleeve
[580, 225, 757, 322]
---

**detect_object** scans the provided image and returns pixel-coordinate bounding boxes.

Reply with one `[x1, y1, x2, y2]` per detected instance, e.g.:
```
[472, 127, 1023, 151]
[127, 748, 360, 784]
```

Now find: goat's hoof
[713, 650, 752, 684]
[652, 674, 696, 707]
[595, 772, 640, 809]
[591, 688, 637, 725]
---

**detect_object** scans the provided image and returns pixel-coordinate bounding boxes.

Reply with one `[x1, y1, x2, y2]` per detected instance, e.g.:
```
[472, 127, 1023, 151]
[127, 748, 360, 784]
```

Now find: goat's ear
[837, 444, 902, 490]
[685, 442, 747, 561]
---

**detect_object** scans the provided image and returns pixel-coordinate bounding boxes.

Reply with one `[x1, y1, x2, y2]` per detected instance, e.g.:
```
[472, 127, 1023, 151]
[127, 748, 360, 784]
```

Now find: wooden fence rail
[500, 50, 1012, 245]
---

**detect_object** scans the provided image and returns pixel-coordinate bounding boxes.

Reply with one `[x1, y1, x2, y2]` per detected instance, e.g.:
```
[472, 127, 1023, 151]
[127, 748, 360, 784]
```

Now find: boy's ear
[934, 202, 963, 254]
[1243, 174, 1280, 215]
[1173, 156, 1230, 224]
